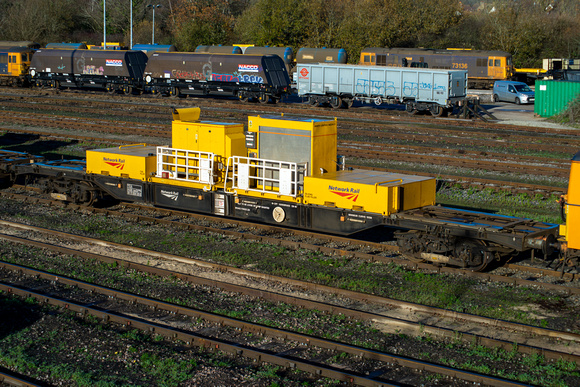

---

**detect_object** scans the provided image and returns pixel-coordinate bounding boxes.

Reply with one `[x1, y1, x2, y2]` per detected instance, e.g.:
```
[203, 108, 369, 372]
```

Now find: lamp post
[130, 0, 133, 49]
[147, 4, 162, 45]
[103, 0, 106, 49]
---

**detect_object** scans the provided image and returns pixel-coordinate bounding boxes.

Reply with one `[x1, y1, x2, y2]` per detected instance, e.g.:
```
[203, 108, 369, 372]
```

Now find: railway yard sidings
[1, 88, 580, 386]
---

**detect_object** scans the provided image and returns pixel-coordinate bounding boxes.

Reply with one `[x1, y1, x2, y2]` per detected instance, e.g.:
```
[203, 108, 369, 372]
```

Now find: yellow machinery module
[86, 144, 157, 181]
[245, 114, 337, 176]
[304, 169, 436, 215]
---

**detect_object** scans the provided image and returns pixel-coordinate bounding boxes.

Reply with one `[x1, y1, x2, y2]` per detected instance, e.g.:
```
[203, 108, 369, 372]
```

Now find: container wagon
[143, 52, 291, 103]
[296, 63, 467, 115]
[0, 108, 562, 271]
[29, 48, 148, 94]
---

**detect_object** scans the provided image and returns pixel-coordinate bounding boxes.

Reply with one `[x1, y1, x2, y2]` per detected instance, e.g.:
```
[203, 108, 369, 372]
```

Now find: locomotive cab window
[377, 55, 386, 66]
[362, 54, 373, 64]
[495, 59, 501, 67]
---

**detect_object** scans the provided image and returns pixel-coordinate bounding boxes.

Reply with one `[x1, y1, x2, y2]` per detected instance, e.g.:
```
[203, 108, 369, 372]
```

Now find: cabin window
[363, 54, 372, 64]
[495, 59, 501, 67]
[377, 55, 386, 66]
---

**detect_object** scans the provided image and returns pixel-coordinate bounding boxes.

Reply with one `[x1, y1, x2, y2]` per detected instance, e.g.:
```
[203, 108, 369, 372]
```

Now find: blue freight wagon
[296, 63, 467, 116]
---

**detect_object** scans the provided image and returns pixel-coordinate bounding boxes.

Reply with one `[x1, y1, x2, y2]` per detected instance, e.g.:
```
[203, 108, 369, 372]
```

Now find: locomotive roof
[362, 47, 512, 57]
[0, 46, 34, 53]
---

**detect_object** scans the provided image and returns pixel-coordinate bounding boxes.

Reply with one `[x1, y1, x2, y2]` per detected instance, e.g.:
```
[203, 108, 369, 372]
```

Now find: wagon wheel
[308, 96, 319, 106]
[238, 92, 249, 103]
[429, 105, 445, 117]
[405, 103, 418, 115]
[374, 96, 383, 106]
[106, 84, 116, 94]
[258, 93, 270, 104]
[341, 98, 354, 109]
[123, 85, 133, 95]
[73, 181, 98, 206]
[397, 231, 426, 263]
[51, 80, 60, 89]
[453, 239, 492, 271]
[329, 96, 342, 109]
[169, 87, 180, 98]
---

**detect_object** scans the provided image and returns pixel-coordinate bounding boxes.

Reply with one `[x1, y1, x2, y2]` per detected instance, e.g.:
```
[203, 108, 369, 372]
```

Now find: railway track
[0, 231, 572, 386]
[1, 271, 533, 386]
[1, 222, 580, 363]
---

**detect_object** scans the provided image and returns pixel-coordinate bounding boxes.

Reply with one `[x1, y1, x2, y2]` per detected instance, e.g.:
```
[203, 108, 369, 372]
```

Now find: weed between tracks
[437, 184, 562, 223]
[1, 198, 580, 385]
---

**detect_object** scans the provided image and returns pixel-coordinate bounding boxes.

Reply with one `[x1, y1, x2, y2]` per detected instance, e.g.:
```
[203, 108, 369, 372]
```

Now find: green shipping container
[535, 80, 580, 117]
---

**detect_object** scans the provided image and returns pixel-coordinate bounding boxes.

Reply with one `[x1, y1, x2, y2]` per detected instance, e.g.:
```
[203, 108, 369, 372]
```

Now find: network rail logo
[328, 185, 360, 202]
[104, 157, 125, 170]
[161, 190, 179, 201]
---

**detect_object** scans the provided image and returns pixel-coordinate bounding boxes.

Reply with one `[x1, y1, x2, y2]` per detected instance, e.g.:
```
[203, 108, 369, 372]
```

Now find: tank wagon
[296, 47, 348, 65]
[244, 47, 294, 73]
[0, 108, 564, 271]
[0, 43, 35, 86]
[29, 48, 148, 94]
[132, 44, 177, 57]
[360, 48, 513, 89]
[195, 45, 243, 55]
[296, 63, 467, 115]
[143, 53, 291, 102]
[45, 43, 88, 49]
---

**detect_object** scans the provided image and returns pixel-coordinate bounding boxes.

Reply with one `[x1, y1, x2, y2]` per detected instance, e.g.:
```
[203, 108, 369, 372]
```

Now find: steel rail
[0, 265, 533, 387]
[0, 368, 43, 387]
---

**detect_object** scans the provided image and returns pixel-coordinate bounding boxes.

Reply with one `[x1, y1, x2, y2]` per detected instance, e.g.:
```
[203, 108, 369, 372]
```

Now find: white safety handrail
[225, 156, 307, 197]
[156, 147, 214, 186]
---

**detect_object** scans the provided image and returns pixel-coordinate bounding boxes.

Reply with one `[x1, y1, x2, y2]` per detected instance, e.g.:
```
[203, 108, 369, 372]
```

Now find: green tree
[0, 0, 86, 43]
[169, 0, 237, 51]
[235, 0, 307, 47]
